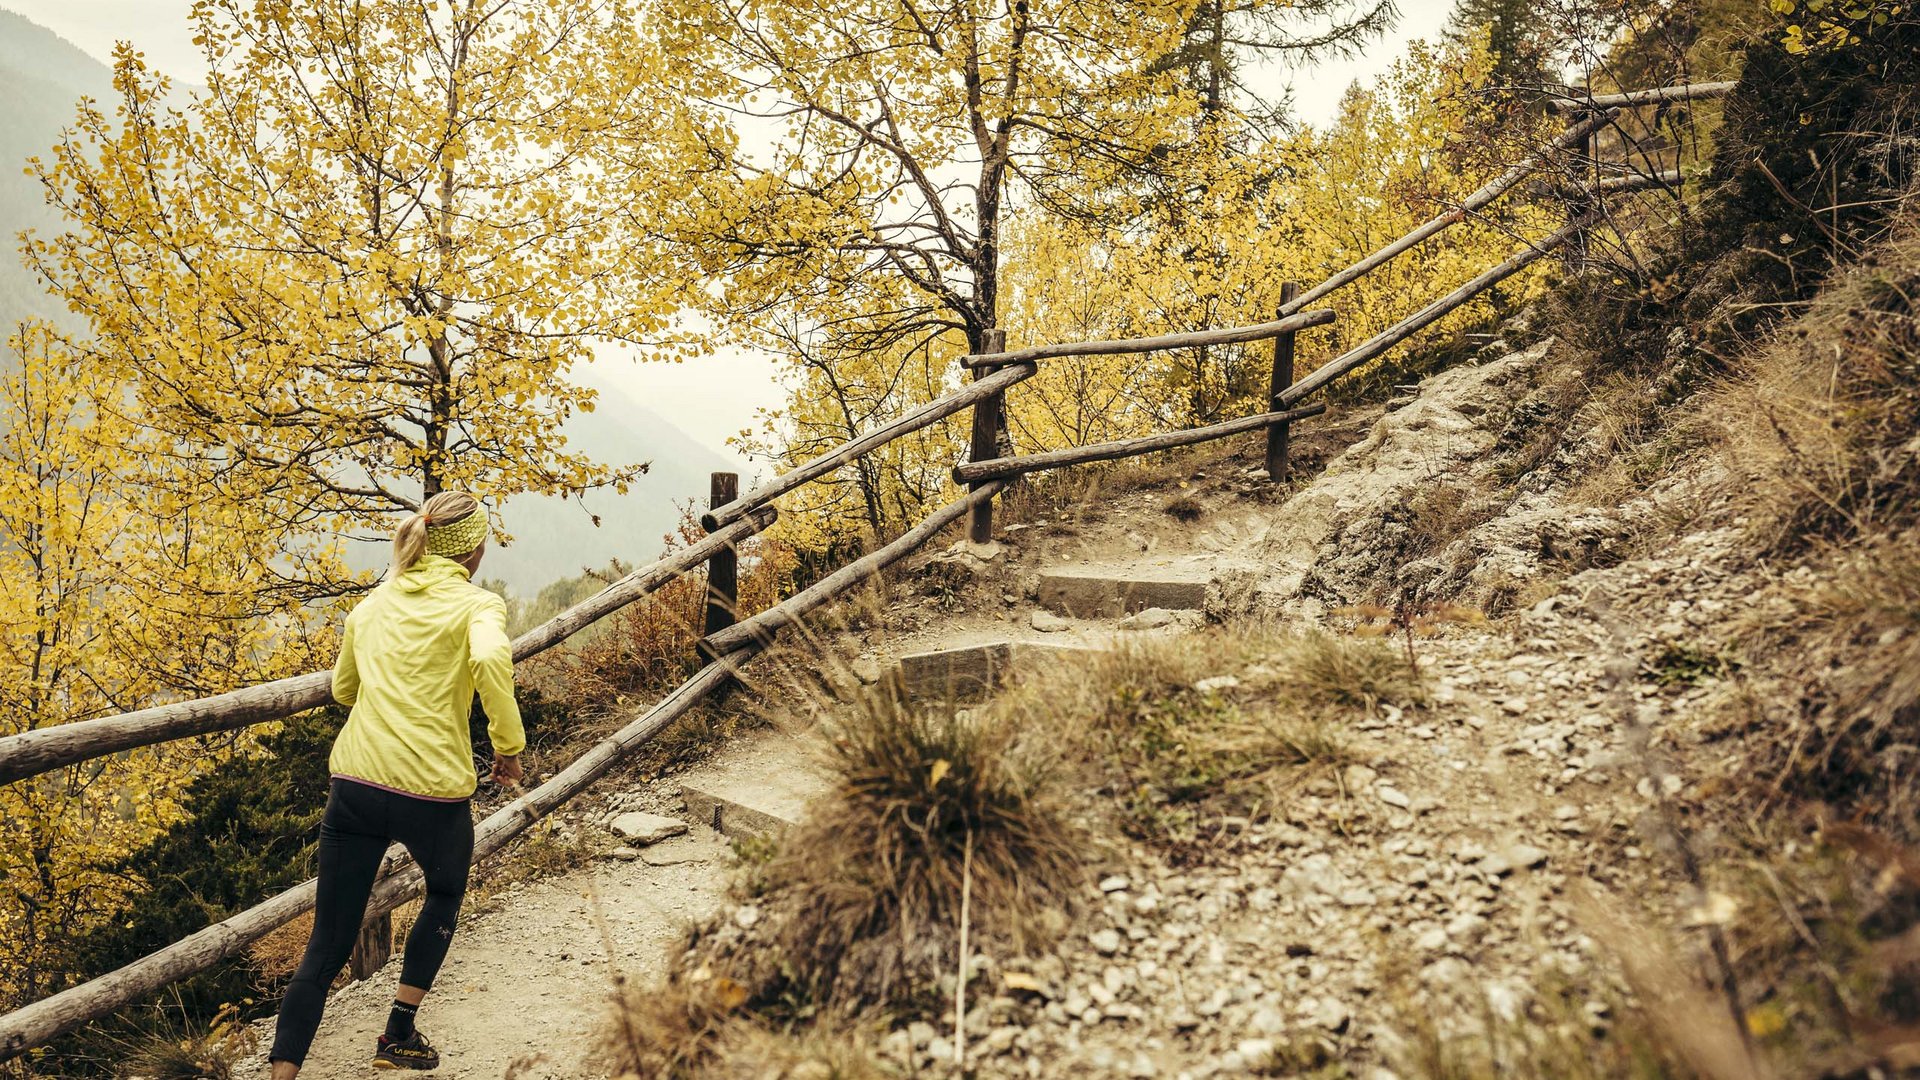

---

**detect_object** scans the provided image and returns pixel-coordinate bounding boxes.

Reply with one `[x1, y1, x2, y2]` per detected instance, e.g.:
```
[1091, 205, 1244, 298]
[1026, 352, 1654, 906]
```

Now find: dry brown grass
[109, 1002, 256, 1080]
[525, 509, 798, 715]
[1702, 238, 1920, 547]
[596, 971, 888, 1080]
[987, 626, 1407, 843]
[760, 681, 1084, 1009]
[1383, 893, 1769, 1080]
[1403, 483, 1502, 559]
[1744, 530, 1920, 821]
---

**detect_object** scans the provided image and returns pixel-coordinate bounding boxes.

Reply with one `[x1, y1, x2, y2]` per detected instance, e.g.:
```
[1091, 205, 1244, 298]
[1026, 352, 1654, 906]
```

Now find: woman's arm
[468, 593, 526, 762]
[332, 615, 360, 707]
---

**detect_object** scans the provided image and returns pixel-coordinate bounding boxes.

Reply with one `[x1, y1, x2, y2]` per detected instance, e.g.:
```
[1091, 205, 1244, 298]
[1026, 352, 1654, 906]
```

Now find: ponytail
[390, 491, 485, 577]
[391, 513, 431, 576]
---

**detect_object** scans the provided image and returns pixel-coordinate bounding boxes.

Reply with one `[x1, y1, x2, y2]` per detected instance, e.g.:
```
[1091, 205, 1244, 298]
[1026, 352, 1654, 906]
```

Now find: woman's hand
[491, 752, 523, 788]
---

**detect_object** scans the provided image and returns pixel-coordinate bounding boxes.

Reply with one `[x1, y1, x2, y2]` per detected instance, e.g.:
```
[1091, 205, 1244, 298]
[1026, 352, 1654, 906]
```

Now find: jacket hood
[395, 554, 473, 593]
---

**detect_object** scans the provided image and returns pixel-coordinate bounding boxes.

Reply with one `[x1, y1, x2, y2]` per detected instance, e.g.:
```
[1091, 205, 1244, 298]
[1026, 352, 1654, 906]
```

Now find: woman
[270, 492, 525, 1076]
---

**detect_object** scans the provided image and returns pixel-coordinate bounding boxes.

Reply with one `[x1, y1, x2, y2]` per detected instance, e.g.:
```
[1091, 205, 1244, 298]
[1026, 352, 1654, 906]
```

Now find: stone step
[895, 639, 1103, 701]
[1036, 567, 1210, 618]
[678, 738, 833, 842]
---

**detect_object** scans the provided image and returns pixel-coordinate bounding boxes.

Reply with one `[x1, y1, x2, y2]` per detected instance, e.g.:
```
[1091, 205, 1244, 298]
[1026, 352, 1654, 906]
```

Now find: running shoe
[372, 1029, 440, 1070]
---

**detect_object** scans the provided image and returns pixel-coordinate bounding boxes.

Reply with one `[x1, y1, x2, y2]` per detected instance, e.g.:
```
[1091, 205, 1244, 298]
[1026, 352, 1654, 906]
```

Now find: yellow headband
[425, 511, 488, 557]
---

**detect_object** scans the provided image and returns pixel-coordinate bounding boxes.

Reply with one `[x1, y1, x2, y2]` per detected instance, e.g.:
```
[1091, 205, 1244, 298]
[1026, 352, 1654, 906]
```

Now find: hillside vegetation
[2, 0, 1917, 1076]
[582, 3, 1920, 1078]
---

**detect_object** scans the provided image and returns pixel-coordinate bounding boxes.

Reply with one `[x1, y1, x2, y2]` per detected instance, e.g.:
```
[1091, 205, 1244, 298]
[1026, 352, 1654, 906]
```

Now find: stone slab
[678, 740, 833, 842]
[1036, 568, 1209, 618]
[608, 810, 689, 845]
[895, 640, 1102, 701]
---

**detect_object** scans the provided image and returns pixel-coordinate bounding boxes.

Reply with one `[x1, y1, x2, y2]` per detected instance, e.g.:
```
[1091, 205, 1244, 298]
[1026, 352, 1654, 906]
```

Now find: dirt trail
[232, 333, 1726, 1078]
[232, 824, 731, 1079]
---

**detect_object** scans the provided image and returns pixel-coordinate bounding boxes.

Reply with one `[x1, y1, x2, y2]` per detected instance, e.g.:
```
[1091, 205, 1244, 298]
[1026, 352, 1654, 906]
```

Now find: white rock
[609, 811, 689, 845]
[1195, 675, 1242, 694]
[1445, 913, 1488, 944]
[1313, 998, 1352, 1033]
[1481, 843, 1550, 876]
[1377, 786, 1413, 809]
[1100, 874, 1132, 893]
[1091, 929, 1124, 955]
[1031, 610, 1071, 633]
[733, 905, 762, 929]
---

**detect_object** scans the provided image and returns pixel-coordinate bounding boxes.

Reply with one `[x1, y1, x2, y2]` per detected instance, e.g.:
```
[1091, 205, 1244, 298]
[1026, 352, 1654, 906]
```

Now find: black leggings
[270, 778, 474, 1066]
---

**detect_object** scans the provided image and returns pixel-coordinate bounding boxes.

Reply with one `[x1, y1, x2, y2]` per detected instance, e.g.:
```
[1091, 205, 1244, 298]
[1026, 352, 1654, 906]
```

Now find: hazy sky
[0, 0, 1456, 469]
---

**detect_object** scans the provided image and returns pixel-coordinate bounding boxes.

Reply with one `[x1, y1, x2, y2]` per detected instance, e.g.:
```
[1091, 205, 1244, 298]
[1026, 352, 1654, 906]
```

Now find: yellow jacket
[329, 555, 525, 800]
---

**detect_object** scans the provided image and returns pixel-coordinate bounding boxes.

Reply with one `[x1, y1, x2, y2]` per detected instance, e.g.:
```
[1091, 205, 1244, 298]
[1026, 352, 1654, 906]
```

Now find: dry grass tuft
[701, 1022, 891, 1079]
[1752, 531, 1920, 821]
[988, 627, 1395, 842]
[762, 680, 1084, 1009]
[1277, 628, 1427, 711]
[1402, 483, 1502, 559]
[598, 973, 743, 1080]
[1704, 244, 1920, 546]
[111, 1002, 256, 1080]
[1162, 494, 1207, 522]
[597, 969, 888, 1080]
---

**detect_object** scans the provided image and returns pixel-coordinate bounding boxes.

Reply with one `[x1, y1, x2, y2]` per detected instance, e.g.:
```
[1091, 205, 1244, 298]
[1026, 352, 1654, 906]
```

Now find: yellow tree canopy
[26, 0, 699, 576]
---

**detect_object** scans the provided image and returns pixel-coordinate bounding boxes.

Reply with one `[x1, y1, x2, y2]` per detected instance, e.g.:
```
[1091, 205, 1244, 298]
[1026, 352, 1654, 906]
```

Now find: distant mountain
[340, 369, 745, 598]
[481, 373, 744, 596]
[0, 13, 744, 598]
[0, 10, 114, 332]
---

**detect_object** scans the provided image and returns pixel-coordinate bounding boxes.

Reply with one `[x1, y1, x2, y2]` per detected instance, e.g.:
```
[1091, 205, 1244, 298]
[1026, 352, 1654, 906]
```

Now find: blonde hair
[391, 491, 484, 575]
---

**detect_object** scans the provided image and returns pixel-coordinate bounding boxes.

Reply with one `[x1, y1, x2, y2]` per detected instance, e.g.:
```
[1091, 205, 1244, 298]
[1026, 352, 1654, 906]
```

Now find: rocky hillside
[613, 193, 1919, 1076]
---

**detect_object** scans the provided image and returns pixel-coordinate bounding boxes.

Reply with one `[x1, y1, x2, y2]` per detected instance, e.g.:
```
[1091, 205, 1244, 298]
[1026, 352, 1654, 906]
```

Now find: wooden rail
[701, 480, 1009, 656]
[1276, 110, 1618, 318]
[1265, 282, 1303, 480]
[0, 506, 778, 788]
[963, 308, 1336, 371]
[952, 405, 1327, 484]
[701, 361, 1036, 533]
[1545, 81, 1735, 113]
[0, 90, 1716, 1061]
[0, 656, 749, 1060]
[1534, 169, 1685, 200]
[1279, 215, 1593, 408]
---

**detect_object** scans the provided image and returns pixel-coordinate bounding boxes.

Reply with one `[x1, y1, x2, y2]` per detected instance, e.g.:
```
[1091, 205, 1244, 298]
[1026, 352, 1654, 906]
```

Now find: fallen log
[1545, 81, 1735, 113]
[0, 506, 776, 787]
[702, 362, 1037, 532]
[950, 405, 1329, 484]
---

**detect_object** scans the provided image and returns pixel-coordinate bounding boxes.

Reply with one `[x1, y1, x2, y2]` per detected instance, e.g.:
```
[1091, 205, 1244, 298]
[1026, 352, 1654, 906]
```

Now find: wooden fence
[0, 82, 1725, 1063]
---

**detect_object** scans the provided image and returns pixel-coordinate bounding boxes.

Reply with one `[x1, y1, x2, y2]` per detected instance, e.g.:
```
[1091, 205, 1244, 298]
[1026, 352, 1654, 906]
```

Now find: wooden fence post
[1265, 281, 1301, 482]
[967, 328, 1008, 544]
[1567, 107, 1597, 269]
[703, 472, 740, 637]
[348, 911, 391, 981]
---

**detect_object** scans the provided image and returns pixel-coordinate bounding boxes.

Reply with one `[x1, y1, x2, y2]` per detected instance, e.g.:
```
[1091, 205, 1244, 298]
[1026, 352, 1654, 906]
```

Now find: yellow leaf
[1002, 971, 1048, 996]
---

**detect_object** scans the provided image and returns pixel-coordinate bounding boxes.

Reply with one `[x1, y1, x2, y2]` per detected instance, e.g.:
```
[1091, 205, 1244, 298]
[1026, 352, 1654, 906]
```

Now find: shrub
[758, 681, 1084, 1009]
[109, 1002, 256, 1080]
